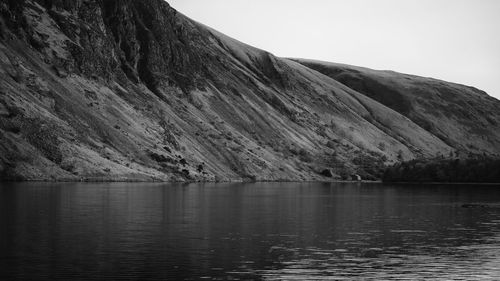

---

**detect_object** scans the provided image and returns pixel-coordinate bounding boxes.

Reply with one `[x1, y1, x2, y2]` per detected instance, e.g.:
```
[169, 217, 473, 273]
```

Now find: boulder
[320, 169, 333, 178]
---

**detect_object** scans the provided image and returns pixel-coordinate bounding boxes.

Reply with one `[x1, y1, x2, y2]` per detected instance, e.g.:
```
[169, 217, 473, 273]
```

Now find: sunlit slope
[293, 59, 500, 155]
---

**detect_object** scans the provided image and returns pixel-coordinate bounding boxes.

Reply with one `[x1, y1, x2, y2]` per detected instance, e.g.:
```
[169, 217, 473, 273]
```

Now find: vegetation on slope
[383, 156, 500, 183]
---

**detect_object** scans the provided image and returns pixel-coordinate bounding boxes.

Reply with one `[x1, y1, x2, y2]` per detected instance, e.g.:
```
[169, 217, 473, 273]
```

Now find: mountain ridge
[292, 58, 500, 154]
[0, 0, 498, 181]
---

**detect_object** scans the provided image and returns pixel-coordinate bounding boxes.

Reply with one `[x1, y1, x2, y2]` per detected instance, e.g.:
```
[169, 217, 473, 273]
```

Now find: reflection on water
[1, 182, 500, 280]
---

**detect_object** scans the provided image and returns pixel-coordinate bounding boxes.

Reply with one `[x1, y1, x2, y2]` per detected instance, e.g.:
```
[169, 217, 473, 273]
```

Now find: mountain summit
[1, 0, 499, 181]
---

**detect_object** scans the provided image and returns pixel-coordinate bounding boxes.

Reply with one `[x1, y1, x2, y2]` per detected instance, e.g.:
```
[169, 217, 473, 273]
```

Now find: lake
[1, 182, 500, 280]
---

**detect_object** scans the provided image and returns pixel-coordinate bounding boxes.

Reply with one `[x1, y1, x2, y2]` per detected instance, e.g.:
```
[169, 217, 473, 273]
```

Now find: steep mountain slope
[293, 59, 500, 156]
[0, 0, 497, 181]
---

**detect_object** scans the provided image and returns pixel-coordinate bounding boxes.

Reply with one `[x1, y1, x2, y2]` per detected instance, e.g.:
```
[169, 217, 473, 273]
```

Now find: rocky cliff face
[0, 0, 498, 181]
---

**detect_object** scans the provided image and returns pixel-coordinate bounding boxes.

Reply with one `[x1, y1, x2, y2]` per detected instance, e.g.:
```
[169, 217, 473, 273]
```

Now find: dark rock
[351, 174, 362, 181]
[320, 169, 333, 178]
[149, 152, 170, 163]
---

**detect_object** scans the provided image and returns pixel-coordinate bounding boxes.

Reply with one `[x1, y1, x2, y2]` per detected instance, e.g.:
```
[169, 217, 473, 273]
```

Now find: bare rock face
[0, 0, 499, 181]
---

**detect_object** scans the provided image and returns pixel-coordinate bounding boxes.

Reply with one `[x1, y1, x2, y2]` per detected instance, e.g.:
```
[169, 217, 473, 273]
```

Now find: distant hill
[0, 0, 499, 181]
[292, 59, 500, 155]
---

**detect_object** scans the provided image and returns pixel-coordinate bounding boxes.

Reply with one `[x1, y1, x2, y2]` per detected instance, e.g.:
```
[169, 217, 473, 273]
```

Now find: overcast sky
[168, 0, 500, 100]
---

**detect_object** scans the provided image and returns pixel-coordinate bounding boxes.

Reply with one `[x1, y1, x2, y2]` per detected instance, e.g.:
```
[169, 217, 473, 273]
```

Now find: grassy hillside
[293, 59, 500, 156]
[0, 0, 497, 181]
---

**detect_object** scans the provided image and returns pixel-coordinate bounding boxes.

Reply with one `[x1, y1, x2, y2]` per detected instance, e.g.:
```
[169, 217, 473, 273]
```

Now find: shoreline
[382, 181, 500, 186]
[0, 179, 378, 184]
[1, 179, 499, 185]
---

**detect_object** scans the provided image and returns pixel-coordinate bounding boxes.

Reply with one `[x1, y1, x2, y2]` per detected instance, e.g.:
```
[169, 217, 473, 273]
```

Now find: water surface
[1, 182, 500, 280]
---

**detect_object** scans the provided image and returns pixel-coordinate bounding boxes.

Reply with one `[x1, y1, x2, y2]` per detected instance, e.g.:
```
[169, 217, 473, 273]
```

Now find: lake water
[1, 182, 500, 280]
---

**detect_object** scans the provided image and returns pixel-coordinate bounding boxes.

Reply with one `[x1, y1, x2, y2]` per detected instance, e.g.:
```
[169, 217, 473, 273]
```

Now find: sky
[167, 0, 500, 100]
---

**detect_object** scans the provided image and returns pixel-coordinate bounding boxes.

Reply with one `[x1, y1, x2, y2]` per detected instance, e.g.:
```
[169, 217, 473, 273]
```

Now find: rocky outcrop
[0, 0, 498, 181]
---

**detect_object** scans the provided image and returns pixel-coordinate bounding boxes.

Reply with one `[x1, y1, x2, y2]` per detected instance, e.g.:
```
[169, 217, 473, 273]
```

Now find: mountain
[0, 0, 499, 181]
[292, 59, 500, 156]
